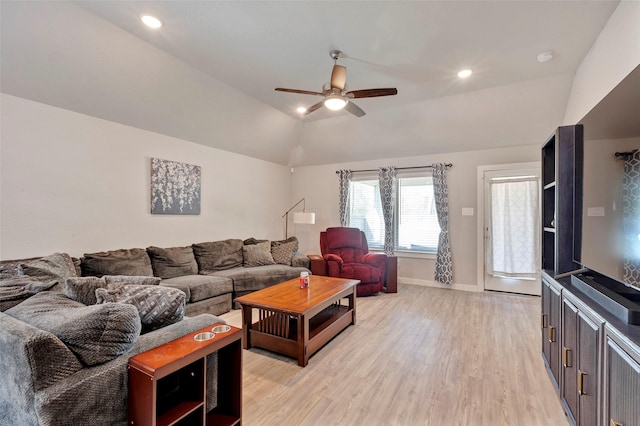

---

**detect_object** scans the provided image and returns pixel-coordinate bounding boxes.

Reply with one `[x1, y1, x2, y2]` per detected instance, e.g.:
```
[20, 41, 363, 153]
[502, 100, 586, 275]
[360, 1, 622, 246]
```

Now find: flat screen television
[573, 66, 640, 292]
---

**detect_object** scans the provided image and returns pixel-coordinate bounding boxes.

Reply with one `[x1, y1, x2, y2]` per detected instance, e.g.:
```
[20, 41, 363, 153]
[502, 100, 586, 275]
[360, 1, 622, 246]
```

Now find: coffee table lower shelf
[247, 303, 354, 366]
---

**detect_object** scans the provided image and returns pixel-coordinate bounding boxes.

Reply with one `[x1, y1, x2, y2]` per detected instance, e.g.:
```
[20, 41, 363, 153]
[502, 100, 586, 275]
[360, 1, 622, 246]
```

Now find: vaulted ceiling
[0, 1, 620, 165]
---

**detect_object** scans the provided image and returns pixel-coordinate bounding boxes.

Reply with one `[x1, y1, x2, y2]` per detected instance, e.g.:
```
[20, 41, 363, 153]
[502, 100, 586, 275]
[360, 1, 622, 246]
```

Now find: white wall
[563, 0, 640, 125]
[291, 145, 541, 290]
[0, 94, 291, 259]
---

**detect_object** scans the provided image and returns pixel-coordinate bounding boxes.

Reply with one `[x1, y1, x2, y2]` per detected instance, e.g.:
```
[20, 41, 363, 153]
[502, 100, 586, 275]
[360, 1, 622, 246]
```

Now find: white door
[483, 167, 541, 295]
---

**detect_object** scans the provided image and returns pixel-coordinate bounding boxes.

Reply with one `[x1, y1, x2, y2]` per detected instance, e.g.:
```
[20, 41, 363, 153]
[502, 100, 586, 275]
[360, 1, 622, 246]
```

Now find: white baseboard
[398, 277, 482, 293]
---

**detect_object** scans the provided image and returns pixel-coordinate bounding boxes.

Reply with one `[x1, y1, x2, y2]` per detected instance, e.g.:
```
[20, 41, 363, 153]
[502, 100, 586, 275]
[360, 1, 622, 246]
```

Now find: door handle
[610, 420, 622, 426]
[548, 326, 555, 343]
[562, 347, 571, 368]
[578, 370, 587, 395]
[541, 313, 547, 328]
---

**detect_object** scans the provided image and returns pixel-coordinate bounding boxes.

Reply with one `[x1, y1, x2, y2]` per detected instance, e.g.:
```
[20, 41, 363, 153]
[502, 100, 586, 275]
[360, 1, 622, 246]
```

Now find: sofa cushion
[243, 241, 275, 267]
[63, 276, 107, 305]
[81, 248, 153, 277]
[104, 275, 162, 287]
[192, 239, 243, 272]
[96, 285, 185, 332]
[0, 274, 58, 309]
[160, 275, 232, 302]
[210, 264, 310, 293]
[271, 237, 299, 266]
[146, 246, 198, 279]
[243, 237, 267, 245]
[5, 292, 141, 366]
[18, 253, 77, 281]
[340, 263, 382, 284]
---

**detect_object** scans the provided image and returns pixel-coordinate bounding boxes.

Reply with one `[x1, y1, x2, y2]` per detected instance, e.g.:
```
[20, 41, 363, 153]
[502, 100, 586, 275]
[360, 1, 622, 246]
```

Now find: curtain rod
[335, 164, 452, 174]
[615, 150, 637, 159]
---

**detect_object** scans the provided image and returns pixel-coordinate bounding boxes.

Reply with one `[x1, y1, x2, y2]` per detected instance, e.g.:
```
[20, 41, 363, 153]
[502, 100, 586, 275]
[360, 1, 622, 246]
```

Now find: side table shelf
[128, 323, 242, 426]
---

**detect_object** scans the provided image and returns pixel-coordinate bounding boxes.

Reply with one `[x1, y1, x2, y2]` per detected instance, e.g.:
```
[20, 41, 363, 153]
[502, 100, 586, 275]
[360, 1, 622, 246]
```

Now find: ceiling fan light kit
[324, 96, 348, 111]
[275, 49, 398, 117]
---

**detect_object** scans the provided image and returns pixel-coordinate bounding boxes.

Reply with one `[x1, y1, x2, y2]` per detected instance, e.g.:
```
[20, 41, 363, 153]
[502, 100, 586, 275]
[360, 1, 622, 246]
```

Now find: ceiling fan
[275, 50, 397, 117]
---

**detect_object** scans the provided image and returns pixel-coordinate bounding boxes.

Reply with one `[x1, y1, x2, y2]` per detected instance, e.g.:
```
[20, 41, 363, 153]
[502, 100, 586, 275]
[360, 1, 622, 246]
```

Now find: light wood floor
[220, 284, 568, 425]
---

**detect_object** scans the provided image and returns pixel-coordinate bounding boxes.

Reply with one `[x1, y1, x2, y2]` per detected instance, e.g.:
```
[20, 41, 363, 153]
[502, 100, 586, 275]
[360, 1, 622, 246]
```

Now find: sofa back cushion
[81, 248, 153, 277]
[146, 246, 198, 279]
[5, 292, 141, 366]
[192, 239, 243, 272]
[18, 253, 78, 281]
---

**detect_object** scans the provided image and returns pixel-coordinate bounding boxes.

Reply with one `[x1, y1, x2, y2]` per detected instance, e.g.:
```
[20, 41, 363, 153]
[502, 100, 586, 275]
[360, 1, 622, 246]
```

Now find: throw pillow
[0, 274, 58, 303]
[95, 285, 185, 332]
[146, 246, 198, 279]
[6, 292, 141, 366]
[80, 248, 153, 277]
[63, 276, 107, 305]
[271, 237, 299, 266]
[243, 241, 275, 267]
[104, 275, 161, 287]
[192, 239, 243, 272]
[18, 253, 77, 281]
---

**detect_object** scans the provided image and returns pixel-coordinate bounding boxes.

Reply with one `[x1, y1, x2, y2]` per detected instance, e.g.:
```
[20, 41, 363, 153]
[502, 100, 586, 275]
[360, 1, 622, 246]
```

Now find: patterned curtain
[623, 151, 640, 286]
[432, 163, 453, 284]
[378, 167, 397, 255]
[337, 169, 352, 227]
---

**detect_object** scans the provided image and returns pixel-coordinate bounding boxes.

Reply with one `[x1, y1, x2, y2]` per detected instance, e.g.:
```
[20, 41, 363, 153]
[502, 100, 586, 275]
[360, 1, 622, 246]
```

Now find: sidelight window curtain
[432, 163, 453, 284]
[337, 169, 352, 227]
[378, 167, 397, 255]
[623, 151, 640, 286]
[486, 177, 539, 279]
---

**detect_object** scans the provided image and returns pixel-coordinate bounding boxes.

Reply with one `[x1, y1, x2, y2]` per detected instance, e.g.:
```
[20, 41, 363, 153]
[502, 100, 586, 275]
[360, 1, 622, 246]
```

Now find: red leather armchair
[319, 227, 387, 296]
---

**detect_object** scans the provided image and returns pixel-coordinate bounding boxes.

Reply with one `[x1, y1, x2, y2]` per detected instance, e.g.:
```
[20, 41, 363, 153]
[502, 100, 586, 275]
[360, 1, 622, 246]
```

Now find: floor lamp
[282, 198, 316, 238]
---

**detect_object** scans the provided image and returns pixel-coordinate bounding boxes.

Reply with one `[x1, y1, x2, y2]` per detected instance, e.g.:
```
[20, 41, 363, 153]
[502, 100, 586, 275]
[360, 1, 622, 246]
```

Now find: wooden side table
[384, 256, 398, 293]
[128, 323, 242, 426]
[307, 254, 327, 276]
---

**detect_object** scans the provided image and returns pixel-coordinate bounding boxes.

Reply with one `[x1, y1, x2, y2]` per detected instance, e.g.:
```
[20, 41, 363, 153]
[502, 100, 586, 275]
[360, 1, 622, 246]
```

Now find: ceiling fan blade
[330, 65, 347, 90]
[303, 101, 324, 115]
[345, 101, 366, 117]
[275, 88, 324, 96]
[346, 88, 398, 98]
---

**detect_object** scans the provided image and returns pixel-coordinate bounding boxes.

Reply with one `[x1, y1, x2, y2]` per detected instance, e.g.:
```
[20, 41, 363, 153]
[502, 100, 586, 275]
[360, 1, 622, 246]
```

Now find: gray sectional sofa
[0, 237, 310, 316]
[0, 237, 310, 424]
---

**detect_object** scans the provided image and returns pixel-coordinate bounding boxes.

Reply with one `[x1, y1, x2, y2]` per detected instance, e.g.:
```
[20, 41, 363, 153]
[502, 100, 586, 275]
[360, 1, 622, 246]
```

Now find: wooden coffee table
[235, 275, 359, 367]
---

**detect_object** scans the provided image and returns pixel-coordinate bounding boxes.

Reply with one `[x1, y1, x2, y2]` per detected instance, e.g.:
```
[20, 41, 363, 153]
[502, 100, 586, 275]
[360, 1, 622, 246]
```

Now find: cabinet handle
[548, 326, 555, 343]
[578, 370, 587, 395]
[541, 313, 547, 328]
[562, 347, 571, 368]
[610, 421, 622, 426]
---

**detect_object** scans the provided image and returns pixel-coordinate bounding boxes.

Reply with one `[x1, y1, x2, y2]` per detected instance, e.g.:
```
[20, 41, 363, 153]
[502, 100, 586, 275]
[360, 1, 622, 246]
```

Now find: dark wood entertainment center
[541, 121, 640, 426]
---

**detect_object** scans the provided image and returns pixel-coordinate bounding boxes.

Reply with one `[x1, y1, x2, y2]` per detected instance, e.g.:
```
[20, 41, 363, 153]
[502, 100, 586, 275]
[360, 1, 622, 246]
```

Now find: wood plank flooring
[220, 284, 568, 425]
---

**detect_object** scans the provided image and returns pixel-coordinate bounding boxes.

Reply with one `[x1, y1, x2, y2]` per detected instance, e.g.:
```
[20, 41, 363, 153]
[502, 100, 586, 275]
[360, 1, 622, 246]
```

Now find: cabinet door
[577, 312, 599, 426]
[549, 284, 562, 386]
[606, 338, 640, 426]
[542, 281, 552, 366]
[562, 299, 578, 423]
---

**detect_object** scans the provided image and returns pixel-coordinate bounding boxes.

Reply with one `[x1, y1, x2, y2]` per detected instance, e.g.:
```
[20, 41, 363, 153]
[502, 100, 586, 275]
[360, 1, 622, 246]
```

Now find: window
[348, 172, 441, 253]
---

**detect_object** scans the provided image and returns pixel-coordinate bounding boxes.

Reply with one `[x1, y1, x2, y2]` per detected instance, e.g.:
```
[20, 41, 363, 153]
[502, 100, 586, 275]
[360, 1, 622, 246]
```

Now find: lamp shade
[293, 211, 316, 225]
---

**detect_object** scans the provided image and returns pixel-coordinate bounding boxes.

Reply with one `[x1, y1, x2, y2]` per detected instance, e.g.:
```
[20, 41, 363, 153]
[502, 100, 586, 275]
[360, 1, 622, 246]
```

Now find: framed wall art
[150, 158, 201, 215]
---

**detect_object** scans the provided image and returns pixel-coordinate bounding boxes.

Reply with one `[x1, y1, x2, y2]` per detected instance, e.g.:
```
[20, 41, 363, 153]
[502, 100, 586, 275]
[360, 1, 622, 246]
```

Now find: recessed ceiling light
[141, 14, 162, 29]
[296, 106, 307, 114]
[537, 51, 553, 63]
[457, 69, 472, 79]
